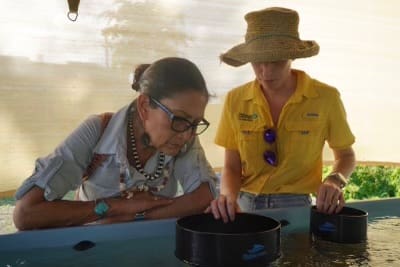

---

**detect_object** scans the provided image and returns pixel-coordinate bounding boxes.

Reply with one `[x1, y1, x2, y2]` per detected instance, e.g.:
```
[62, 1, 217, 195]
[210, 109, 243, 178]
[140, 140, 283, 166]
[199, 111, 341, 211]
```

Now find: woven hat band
[246, 34, 300, 44]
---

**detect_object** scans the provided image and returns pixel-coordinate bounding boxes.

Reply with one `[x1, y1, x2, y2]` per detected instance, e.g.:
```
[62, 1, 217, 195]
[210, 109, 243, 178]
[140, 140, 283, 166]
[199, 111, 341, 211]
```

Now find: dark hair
[131, 57, 210, 102]
[131, 64, 151, 91]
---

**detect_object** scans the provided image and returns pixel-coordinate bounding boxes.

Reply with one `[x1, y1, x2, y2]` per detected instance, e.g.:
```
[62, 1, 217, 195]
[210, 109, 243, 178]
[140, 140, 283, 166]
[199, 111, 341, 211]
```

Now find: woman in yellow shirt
[208, 7, 355, 222]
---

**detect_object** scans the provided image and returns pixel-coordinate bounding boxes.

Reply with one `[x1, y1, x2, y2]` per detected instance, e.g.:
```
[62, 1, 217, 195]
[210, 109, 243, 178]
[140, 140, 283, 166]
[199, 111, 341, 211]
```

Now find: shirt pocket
[237, 125, 265, 176]
[82, 156, 121, 199]
[284, 121, 325, 161]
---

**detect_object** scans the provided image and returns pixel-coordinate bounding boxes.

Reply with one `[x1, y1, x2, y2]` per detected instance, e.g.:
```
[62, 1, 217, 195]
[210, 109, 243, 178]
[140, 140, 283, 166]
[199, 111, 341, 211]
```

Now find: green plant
[321, 165, 400, 201]
[344, 165, 400, 200]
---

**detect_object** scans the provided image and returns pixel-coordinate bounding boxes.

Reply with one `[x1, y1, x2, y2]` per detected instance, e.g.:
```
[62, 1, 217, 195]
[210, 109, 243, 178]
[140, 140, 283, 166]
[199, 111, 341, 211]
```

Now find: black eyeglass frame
[149, 97, 210, 135]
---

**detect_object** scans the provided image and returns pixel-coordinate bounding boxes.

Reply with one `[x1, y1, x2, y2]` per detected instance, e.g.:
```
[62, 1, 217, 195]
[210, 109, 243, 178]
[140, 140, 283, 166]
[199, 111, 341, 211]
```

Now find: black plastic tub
[310, 206, 368, 243]
[175, 213, 281, 267]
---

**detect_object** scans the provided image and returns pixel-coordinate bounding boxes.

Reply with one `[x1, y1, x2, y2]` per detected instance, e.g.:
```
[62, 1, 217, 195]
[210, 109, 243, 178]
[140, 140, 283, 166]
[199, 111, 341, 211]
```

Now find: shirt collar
[290, 69, 319, 103]
[242, 69, 319, 104]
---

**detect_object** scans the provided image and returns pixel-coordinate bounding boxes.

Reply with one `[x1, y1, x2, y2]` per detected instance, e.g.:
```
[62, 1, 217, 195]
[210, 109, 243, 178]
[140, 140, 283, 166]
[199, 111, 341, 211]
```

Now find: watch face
[95, 200, 109, 217]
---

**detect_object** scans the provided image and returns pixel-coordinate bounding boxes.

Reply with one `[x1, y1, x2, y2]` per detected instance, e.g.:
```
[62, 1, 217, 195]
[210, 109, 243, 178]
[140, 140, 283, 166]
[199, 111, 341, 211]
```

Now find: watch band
[324, 172, 348, 188]
[94, 199, 109, 218]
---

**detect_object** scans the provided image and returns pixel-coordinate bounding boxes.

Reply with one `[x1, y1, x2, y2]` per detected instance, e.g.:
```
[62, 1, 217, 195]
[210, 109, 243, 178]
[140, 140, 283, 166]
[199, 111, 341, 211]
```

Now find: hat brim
[220, 38, 320, 67]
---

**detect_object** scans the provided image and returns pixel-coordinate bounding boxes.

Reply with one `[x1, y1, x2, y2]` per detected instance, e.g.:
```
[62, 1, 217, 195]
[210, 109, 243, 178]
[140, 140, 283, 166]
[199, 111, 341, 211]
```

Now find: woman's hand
[317, 147, 355, 214]
[316, 179, 345, 214]
[205, 194, 241, 223]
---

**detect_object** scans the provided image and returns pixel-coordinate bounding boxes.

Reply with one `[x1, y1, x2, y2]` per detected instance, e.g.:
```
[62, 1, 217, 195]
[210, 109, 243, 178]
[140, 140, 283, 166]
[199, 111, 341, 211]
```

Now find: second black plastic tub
[310, 206, 368, 243]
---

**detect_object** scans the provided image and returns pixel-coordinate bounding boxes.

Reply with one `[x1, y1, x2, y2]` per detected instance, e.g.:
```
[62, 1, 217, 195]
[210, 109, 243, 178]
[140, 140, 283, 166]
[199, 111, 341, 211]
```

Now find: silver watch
[325, 172, 348, 188]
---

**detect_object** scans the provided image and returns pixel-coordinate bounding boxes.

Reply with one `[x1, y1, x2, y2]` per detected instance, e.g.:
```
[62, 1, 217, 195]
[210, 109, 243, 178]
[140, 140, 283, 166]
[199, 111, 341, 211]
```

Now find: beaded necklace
[127, 109, 165, 181]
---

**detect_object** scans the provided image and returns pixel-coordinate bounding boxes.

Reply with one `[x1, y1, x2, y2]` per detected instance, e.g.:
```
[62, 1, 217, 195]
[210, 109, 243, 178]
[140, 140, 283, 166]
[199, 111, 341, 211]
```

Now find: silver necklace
[127, 110, 165, 181]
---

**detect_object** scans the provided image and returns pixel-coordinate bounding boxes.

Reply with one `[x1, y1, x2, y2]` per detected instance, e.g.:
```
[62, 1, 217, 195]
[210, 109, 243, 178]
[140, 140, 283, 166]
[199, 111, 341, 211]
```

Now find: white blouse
[15, 104, 217, 201]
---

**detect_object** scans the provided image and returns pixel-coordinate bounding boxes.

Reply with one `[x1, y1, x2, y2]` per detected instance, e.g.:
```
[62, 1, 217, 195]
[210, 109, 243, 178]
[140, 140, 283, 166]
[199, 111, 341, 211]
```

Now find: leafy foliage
[323, 165, 400, 200]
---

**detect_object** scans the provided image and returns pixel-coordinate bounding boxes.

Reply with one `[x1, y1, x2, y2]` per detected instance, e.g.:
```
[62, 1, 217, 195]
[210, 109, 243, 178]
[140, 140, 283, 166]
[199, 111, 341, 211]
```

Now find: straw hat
[220, 7, 319, 67]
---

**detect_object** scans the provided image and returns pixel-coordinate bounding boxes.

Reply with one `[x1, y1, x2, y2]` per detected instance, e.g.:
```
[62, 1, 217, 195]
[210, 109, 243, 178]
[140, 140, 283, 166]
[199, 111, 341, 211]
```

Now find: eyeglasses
[150, 97, 210, 135]
[263, 128, 278, 166]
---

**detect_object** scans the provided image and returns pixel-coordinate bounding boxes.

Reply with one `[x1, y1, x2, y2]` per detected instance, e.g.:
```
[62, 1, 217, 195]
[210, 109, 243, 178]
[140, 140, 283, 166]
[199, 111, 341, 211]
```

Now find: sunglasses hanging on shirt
[263, 128, 278, 166]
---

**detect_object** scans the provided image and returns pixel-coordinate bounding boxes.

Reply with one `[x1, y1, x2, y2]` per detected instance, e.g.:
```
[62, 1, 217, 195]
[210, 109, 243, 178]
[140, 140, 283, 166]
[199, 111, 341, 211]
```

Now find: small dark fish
[73, 240, 96, 251]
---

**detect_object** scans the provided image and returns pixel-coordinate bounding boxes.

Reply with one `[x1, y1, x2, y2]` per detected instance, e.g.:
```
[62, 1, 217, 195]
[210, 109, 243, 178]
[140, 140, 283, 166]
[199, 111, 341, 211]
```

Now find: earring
[180, 143, 188, 153]
[141, 132, 151, 147]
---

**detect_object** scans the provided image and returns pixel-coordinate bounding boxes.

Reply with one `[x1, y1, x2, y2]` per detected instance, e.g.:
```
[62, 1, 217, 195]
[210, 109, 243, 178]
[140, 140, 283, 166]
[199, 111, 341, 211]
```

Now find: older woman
[14, 57, 217, 230]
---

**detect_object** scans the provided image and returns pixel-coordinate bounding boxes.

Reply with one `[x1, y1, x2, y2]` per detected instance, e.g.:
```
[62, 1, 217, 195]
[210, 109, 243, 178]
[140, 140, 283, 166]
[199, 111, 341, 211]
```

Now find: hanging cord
[67, 0, 80, 22]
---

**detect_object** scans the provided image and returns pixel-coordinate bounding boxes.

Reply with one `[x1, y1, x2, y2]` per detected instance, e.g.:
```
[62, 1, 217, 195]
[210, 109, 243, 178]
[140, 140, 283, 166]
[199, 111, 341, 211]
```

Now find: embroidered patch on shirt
[241, 130, 252, 135]
[304, 112, 319, 118]
[239, 113, 258, 121]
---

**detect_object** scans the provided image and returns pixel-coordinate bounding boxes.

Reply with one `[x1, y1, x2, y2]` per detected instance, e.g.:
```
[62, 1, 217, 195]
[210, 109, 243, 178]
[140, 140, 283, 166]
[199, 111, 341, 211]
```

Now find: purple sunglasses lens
[263, 151, 277, 166]
[263, 129, 276, 143]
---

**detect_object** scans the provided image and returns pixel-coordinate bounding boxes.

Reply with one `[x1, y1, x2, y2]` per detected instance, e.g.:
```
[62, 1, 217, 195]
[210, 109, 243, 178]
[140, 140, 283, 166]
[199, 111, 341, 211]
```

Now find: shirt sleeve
[327, 91, 356, 149]
[172, 137, 218, 197]
[15, 115, 102, 201]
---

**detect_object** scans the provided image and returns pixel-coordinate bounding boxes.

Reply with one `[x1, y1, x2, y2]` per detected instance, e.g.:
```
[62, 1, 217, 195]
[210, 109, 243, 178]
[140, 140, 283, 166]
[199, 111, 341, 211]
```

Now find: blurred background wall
[1, 0, 400, 196]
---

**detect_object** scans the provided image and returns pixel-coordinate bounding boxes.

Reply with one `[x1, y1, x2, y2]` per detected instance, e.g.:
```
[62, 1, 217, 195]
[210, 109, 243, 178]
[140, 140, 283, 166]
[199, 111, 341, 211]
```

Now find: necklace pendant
[156, 185, 164, 191]
[137, 184, 149, 192]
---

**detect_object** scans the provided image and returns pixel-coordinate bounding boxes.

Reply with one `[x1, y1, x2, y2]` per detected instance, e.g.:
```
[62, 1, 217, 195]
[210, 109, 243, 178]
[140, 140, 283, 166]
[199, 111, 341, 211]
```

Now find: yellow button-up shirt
[215, 70, 355, 195]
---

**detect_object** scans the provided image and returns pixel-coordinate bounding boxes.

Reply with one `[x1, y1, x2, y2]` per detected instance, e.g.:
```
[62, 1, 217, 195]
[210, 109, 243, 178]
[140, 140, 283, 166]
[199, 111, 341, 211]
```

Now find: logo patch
[304, 112, 319, 118]
[318, 222, 336, 233]
[242, 244, 267, 261]
[239, 113, 258, 121]
[241, 130, 252, 135]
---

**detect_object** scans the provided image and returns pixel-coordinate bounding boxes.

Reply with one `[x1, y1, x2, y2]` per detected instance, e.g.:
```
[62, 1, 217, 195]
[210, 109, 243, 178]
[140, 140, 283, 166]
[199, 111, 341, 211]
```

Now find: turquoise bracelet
[94, 199, 109, 218]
